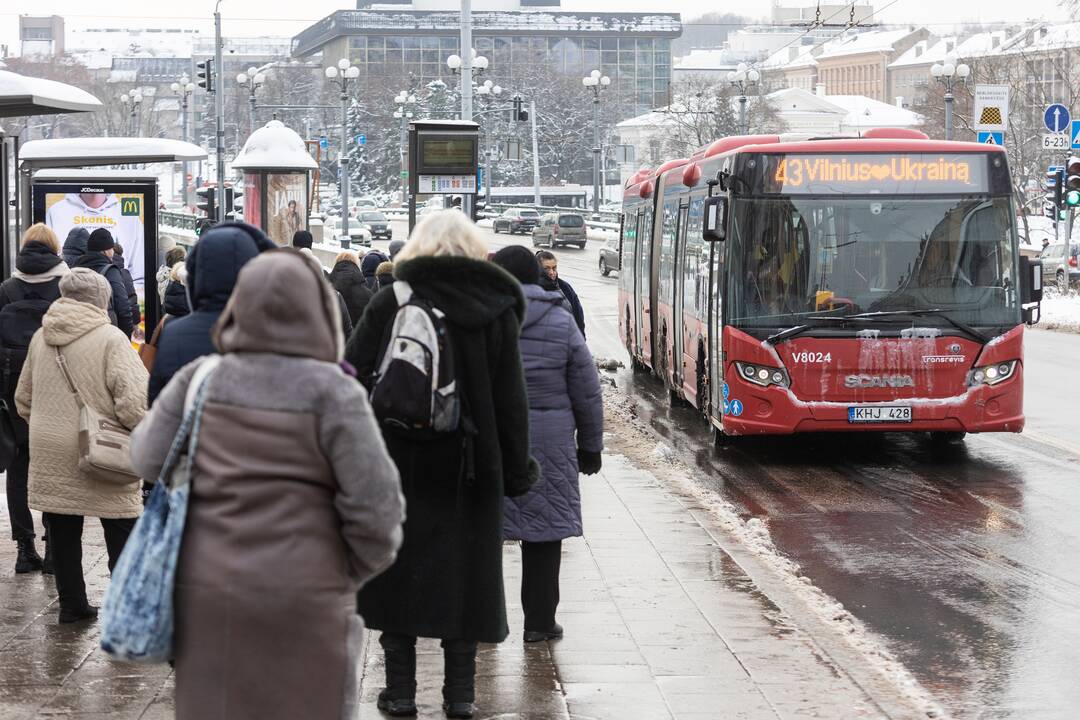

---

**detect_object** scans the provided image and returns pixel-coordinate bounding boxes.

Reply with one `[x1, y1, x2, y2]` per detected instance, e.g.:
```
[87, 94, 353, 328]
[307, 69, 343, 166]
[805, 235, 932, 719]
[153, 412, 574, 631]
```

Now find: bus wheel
[712, 426, 733, 448]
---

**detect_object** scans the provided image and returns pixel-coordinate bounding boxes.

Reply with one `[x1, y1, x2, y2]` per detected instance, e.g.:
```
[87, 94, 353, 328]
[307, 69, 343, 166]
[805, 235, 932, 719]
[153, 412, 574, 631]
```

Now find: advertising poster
[266, 173, 307, 246]
[244, 173, 263, 229]
[44, 191, 146, 297]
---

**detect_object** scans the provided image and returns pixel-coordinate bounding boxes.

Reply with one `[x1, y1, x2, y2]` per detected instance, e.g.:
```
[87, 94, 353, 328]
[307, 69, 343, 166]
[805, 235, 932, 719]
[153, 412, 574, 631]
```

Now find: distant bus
[487, 185, 588, 208]
[620, 130, 1044, 442]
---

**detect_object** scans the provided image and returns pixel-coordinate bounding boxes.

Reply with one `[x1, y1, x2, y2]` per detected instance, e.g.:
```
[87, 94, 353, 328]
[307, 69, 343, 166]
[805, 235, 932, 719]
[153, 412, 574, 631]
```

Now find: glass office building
[292, 8, 681, 111]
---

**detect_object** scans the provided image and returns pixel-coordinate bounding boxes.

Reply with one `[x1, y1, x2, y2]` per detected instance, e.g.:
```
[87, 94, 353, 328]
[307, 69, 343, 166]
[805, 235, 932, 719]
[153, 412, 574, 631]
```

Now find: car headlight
[968, 360, 1017, 386]
[735, 362, 789, 388]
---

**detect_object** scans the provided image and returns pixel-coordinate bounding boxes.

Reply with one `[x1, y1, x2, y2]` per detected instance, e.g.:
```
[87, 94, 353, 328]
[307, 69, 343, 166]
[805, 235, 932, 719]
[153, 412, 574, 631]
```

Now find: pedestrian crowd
[2, 210, 603, 720]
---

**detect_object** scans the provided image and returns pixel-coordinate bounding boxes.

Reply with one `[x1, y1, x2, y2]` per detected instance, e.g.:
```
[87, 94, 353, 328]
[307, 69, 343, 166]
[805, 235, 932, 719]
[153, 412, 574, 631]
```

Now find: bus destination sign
[765, 153, 989, 195]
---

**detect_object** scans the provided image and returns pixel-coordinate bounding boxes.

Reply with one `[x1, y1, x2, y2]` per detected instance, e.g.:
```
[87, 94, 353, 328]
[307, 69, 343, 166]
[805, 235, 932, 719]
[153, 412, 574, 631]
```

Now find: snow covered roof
[293, 9, 681, 56]
[1003, 21, 1080, 54]
[0, 70, 103, 118]
[232, 121, 318, 170]
[761, 43, 818, 70]
[674, 49, 746, 72]
[616, 109, 678, 130]
[824, 94, 923, 129]
[815, 28, 922, 60]
[19, 137, 207, 169]
[889, 32, 1010, 69]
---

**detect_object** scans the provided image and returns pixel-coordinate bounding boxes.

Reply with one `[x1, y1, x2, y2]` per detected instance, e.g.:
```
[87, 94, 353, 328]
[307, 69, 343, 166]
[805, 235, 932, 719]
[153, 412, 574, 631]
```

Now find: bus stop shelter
[1, 69, 103, 278]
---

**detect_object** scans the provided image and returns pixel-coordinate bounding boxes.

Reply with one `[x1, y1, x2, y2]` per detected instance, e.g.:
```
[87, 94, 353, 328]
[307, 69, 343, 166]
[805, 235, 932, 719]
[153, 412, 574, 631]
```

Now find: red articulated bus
[619, 130, 1045, 442]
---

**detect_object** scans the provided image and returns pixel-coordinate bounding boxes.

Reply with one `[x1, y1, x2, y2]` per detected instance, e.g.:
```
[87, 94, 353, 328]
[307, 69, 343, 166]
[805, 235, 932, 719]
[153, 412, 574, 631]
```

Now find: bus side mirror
[1019, 256, 1042, 325]
[702, 195, 728, 242]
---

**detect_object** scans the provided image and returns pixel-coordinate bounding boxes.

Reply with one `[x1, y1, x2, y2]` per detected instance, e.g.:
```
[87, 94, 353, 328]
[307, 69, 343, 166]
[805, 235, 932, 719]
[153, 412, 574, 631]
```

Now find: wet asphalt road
[390, 220, 1080, 719]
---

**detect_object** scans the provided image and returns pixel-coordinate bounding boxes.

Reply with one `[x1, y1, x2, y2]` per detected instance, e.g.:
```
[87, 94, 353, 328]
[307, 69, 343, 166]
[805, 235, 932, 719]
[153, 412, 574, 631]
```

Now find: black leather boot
[41, 536, 53, 575]
[15, 539, 43, 574]
[441, 639, 477, 719]
[377, 633, 417, 717]
[58, 604, 98, 624]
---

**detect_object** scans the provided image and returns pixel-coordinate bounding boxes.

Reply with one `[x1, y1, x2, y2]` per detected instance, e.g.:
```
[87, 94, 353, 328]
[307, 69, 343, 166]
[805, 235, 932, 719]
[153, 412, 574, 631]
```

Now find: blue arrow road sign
[319, 136, 329, 150]
[1045, 103, 1071, 133]
[356, 133, 367, 146]
[977, 131, 1003, 145]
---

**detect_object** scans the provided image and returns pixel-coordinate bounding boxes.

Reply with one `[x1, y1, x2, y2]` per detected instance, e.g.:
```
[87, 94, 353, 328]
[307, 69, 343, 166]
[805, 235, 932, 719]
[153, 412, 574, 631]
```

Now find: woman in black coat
[328, 251, 373, 327]
[346, 210, 536, 720]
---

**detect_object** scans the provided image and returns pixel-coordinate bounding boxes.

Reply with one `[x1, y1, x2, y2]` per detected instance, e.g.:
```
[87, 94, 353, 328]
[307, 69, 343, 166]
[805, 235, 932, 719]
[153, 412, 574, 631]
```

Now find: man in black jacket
[111, 243, 142, 331]
[73, 228, 134, 338]
[535, 250, 586, 339]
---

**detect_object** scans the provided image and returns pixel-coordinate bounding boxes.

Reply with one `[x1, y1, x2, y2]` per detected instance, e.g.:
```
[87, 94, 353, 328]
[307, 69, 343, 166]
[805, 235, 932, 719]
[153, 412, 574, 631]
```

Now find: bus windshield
[726, 196, 1021, 330]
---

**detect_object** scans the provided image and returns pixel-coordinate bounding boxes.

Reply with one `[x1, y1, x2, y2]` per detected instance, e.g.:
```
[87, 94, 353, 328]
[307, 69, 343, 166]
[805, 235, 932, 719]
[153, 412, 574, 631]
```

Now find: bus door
[708, 230, 724, 426]
[671, 199, 690, 389]
[637, 205, 655, 366]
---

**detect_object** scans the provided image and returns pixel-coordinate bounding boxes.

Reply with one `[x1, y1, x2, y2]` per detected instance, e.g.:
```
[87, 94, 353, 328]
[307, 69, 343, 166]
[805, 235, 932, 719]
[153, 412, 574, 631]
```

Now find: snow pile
[603, 389, 949, 719]
[595, 357, 624, 371]
[1040, 292, 1080, 333]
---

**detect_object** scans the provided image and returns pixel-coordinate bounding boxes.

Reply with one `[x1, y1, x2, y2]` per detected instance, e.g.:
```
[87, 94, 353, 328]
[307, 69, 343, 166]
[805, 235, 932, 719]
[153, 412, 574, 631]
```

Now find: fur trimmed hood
[393, 255, 525, 329]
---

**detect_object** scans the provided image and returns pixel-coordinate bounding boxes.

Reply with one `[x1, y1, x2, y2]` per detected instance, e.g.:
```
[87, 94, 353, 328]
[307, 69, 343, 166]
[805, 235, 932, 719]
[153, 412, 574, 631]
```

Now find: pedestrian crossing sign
[977, 131, 1003, 146]
[1071, 120, 1080, 149]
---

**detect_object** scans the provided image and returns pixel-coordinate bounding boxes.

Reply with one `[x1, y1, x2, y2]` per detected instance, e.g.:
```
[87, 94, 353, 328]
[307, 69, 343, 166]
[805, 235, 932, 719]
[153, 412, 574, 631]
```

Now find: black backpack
[0, 283, 55, 392]
[370, 281, 461, 434]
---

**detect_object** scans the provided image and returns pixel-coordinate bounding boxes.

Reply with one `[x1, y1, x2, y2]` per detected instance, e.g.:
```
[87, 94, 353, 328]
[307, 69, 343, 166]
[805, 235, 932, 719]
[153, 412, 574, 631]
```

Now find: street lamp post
[447, 49, 489, 217]
[476, 80, 503, 206]
[236, 67, 266, 136]
[393, 91, 417, 207]
[325, 58, 361, 241]
[119, 89, 143, 137]
[170, 75, 197, 209]
[582, 70, 611, 214]
[727, 63, 760, 136]
[931, 56, 970, 141]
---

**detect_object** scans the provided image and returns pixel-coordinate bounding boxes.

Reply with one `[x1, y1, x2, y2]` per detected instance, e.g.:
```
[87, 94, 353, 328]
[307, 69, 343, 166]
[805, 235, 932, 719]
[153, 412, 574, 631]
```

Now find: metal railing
[159, 210, 199, 232]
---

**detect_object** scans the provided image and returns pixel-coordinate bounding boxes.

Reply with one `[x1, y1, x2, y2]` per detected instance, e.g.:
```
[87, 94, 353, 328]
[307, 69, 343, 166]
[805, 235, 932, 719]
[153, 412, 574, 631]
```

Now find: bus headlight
[968, 360, 1017, 387]
[735, 362, 789, 388]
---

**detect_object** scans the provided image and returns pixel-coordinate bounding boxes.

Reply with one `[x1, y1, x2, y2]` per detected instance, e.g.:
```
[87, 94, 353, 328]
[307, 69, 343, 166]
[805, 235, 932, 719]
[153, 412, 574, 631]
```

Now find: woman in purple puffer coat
[492, 245, 604, 644]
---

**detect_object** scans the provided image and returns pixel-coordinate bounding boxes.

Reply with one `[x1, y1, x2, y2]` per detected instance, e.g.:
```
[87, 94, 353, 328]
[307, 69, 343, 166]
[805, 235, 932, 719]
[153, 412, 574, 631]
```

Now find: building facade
[814, 28, 931, 103]
[18, 16, 65, 57]
[292, 2, 681, 112]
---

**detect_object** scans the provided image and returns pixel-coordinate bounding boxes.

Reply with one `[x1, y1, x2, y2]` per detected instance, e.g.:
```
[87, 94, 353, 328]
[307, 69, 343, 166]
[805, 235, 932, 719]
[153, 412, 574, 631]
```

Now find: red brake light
[1070, 256, 1078, 268]
[553, 225, 559, 235]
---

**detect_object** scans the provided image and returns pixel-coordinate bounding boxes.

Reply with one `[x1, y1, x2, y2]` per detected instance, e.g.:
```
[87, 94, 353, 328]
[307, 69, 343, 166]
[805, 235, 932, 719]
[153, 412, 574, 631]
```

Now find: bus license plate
[848, 406, 912, 423]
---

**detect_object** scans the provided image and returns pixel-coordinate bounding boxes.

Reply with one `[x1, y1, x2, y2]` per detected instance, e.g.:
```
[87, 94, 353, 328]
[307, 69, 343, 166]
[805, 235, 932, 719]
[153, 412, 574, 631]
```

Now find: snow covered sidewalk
[1039, 292, 1080, 334]
[356, 438, 933, 718]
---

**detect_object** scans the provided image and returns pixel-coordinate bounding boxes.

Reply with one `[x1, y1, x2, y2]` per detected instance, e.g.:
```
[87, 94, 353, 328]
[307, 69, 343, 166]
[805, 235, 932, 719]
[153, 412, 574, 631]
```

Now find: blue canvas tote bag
[100, 356, 221, 663]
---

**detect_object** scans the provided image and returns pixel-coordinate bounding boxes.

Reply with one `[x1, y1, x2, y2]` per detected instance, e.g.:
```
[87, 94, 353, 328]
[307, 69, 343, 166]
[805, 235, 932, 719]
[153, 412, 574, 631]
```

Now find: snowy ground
[1040, 291, 1080, 333]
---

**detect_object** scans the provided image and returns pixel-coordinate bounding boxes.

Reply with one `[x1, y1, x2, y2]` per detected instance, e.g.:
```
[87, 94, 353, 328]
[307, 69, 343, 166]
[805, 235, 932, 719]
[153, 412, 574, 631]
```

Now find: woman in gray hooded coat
[131, 249, 405, 720]
[492, 245, 604, 643]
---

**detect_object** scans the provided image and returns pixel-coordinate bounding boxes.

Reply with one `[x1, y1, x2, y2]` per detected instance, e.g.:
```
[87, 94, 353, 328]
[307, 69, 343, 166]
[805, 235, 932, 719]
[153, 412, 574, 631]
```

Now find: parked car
[532, 213, 587, 249]
[324, 216, 372, 247]
[1041, 241, 1080, 290]
[357, 210, 392, 241]
[492, 208, 541, 234]
[598, 237, 620, 276]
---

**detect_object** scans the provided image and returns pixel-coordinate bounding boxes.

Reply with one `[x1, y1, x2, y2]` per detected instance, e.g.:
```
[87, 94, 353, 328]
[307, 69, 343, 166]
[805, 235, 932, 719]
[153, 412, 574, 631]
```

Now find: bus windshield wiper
[765, 316, 846, 345]
[835, 309, 988, 343]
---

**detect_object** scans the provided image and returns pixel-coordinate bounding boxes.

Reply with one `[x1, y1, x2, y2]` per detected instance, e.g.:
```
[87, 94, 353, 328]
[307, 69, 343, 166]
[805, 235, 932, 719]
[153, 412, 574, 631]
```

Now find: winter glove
[577, 449, 602, 476]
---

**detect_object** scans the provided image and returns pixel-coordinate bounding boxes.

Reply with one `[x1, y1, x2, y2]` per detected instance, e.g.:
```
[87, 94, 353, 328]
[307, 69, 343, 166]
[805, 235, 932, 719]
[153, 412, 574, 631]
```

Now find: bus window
[683, 198, 706, 319]
[658, 201, 678, 300]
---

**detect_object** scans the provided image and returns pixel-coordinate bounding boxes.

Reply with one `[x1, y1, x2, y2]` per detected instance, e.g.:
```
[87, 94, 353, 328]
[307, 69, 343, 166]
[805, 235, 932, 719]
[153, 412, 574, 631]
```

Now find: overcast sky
[0, 0, 1068, 55]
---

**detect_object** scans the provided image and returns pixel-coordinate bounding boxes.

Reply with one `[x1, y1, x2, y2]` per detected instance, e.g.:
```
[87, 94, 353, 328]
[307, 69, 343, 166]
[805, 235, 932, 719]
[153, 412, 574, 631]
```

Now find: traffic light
[230, 187, 244, 218]
[196, 186, 216, 218]
[1045, 168, 1063, 220]
[195, 218, 216, 237]
[196, 59, 213, 92]
[511, 96, 528, 122]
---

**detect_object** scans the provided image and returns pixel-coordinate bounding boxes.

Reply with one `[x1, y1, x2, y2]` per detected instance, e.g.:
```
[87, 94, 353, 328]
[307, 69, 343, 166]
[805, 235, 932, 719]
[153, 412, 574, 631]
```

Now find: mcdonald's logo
[120, 197, 141, 217]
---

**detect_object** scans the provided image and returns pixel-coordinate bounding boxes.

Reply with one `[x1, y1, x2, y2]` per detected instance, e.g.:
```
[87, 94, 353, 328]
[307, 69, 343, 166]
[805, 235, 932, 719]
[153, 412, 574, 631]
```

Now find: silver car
[598, 237, 620, 276]
[532, 213, 587, 249]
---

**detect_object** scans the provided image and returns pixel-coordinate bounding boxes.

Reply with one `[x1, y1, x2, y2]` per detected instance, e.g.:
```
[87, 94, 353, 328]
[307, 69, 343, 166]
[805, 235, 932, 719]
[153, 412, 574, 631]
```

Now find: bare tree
[661, 75, 786, 158]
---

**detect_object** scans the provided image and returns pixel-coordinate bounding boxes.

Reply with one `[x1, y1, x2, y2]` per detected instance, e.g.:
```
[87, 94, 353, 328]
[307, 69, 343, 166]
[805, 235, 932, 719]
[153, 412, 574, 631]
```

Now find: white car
[324, 216, 372, 246]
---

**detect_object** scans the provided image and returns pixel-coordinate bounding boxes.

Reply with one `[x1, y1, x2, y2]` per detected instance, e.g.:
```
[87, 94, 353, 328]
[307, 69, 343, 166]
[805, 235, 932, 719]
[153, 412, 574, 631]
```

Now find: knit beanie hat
[292, 230, 314, 249]
[87, 228, 115, 253]
[60, 267, 111, 310]
[492, 245, 540, 285]
[388, 239, 406, 260]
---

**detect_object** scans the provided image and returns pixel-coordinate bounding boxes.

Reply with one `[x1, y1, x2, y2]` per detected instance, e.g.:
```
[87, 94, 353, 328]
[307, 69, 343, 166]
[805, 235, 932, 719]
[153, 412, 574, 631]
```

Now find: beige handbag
[55, 347, 139, 486]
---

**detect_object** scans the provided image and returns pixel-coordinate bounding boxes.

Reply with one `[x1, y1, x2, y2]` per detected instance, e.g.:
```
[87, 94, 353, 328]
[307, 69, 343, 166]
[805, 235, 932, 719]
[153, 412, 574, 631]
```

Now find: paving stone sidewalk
[1, 452, 890, 719]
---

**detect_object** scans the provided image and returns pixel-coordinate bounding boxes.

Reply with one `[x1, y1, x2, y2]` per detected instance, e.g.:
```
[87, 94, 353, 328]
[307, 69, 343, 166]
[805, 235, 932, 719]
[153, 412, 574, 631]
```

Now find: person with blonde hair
[0, 223, 70, 573]
[346, 209, 536, 719]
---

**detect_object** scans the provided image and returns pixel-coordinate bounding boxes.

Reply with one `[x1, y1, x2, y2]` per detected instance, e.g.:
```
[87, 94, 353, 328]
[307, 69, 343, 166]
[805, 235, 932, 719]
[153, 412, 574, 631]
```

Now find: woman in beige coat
[15, 268, 148, 623]
[130, 249, 405, 720]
